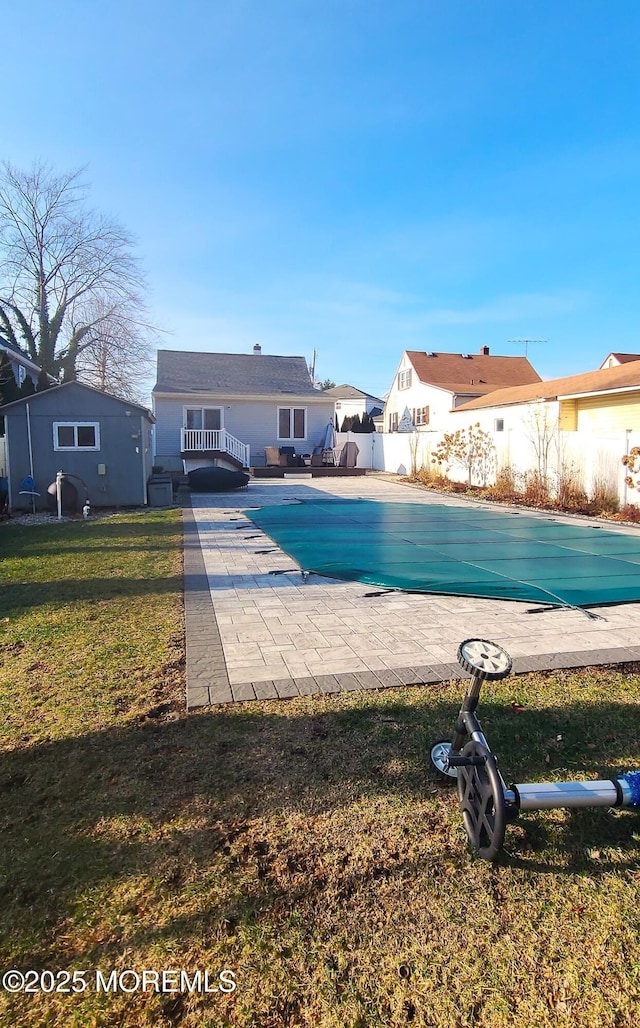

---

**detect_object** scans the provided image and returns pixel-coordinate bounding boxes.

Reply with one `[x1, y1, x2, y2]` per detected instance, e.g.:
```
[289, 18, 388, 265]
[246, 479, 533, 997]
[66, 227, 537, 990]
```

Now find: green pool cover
[247, 499, 640, 608]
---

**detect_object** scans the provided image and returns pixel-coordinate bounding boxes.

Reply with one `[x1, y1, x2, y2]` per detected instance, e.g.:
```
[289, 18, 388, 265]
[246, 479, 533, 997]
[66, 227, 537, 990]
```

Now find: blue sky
[3, 0, 640, 399]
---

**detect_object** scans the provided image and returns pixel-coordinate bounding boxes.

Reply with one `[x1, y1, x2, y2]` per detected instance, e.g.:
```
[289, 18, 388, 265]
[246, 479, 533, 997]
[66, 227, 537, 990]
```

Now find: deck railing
[181, 428, 251, 467]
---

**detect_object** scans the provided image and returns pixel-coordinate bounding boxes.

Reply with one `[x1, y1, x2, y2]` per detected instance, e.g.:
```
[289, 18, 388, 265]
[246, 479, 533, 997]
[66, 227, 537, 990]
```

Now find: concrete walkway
[184, 475, 640, 707]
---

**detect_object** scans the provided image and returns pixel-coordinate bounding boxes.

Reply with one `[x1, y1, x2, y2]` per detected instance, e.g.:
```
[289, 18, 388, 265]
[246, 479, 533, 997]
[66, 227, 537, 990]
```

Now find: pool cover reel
[430, 638, 640, 861]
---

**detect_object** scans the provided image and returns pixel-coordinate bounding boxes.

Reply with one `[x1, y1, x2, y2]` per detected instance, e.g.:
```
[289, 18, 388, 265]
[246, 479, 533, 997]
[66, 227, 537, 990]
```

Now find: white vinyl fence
[341, 428, 640, 508]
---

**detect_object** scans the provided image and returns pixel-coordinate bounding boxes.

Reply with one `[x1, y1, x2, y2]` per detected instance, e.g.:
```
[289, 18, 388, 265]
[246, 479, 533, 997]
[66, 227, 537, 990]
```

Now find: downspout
[5, 416, 12, 510]
[25, 402, 35, 514]
[141, 415, 147, 505]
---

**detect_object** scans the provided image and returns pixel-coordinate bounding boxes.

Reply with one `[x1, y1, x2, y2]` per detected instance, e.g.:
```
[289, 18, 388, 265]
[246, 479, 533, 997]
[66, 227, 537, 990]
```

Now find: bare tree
[521, 401, 558, 491]
[74, 297, 154, 404]
[0, 162, 154, 391]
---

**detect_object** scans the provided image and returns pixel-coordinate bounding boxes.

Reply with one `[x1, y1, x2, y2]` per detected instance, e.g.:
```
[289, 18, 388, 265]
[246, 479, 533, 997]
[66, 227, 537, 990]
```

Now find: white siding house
[383, 347, 542, 435]
[321, 384, 384, 429]
[152, 346, 335, 471]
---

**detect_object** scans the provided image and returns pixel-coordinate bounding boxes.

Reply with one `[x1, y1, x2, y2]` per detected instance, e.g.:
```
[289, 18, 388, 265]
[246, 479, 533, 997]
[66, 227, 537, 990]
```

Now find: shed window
[53, 422, 100, 451]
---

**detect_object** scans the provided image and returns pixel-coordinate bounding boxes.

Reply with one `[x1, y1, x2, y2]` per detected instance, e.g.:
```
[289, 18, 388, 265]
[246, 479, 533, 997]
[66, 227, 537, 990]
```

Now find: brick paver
[184, 476, 640, 707]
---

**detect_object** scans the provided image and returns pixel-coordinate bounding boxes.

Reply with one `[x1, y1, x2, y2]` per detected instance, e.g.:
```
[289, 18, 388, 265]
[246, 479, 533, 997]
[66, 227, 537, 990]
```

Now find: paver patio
[184, 475, 640, 706]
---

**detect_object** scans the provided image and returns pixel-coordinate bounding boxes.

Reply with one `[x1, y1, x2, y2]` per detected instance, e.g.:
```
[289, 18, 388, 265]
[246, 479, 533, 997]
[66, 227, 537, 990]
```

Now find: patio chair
[265, 446, 281, 467]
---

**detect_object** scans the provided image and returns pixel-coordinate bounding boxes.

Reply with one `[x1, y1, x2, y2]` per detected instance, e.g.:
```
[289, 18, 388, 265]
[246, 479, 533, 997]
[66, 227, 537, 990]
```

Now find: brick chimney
[480, 345, 490, 356]
[253, 343, 262, 355]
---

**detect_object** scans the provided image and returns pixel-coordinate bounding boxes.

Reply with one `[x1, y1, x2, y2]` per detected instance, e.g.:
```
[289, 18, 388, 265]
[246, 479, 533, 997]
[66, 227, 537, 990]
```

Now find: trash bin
[147, 473, 174, 507]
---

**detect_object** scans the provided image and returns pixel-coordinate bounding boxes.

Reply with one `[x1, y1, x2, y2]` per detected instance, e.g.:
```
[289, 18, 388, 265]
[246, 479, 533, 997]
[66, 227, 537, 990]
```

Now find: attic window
[398, 369, 412, 390]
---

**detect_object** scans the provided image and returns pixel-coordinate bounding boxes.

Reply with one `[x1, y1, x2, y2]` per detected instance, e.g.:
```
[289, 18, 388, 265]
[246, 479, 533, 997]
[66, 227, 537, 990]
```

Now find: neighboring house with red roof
[599, 352, 640, 369]
[383, 346, 542, 433]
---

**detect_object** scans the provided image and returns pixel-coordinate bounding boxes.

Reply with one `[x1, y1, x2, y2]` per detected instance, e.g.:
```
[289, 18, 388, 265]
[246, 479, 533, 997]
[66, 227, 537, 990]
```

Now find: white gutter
[558, 384, 640, 400]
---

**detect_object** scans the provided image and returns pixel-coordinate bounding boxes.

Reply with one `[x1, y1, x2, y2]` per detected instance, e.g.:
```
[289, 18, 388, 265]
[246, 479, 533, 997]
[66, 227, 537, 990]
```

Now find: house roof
[0, 339, 52, 376]
[0, 380, 154, 419]
[405, 350, 542, 395]
[454, 359, 640, 412]
[600, 352, 640, 367]
[322, 383, 384, 402]
[153, 349, 318, 397]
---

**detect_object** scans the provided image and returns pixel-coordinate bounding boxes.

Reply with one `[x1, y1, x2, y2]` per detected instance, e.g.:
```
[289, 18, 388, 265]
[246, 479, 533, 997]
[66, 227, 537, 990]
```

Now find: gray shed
[0, 382, 155, 511]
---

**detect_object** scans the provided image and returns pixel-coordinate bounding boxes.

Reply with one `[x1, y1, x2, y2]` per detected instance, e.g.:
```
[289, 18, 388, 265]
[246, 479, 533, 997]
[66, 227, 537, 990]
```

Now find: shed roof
[0, 380, 154, 419]
[455, 359, 640, 412]
[405, 350, 541, 394]
[153, 349, 317, 396]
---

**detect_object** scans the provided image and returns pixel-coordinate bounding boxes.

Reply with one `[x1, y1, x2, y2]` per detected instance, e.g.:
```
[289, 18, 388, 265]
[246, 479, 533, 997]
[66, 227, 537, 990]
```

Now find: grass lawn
[1, 509, 640, 1027]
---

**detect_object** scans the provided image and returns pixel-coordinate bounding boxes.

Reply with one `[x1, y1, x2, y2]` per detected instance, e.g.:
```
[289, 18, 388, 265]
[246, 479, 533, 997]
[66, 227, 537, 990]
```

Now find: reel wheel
[457, 638, 512, 681]
[456, 740, 506, 861]
[429, 740, 458, 780]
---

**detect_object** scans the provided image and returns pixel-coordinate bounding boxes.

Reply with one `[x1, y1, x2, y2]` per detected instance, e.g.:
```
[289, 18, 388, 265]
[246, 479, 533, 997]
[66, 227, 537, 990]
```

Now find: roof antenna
[507, 338, 548, 358]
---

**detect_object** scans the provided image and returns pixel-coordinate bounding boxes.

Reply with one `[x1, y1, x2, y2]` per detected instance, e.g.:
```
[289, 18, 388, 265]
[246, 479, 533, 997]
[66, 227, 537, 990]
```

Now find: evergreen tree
[350, 413, 363, 433]
[36, 369, 52, 392]
[0, 350, 20, 406]
[18, 374, 35, 398]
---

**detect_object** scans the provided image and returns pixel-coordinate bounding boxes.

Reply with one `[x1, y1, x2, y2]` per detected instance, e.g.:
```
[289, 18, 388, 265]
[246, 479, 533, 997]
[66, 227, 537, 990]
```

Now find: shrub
[590, 475, 620, 514]
[618, 503, 640, 523]
[556, 462, 588, 511]
[485, 465, 518, 501]
[522, 470, 550, 507]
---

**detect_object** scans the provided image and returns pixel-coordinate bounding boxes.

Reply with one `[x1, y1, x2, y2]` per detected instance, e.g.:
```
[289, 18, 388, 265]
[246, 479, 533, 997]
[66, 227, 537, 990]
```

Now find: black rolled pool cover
[188, 467, 249, 492]
[246, 499, 640, 608]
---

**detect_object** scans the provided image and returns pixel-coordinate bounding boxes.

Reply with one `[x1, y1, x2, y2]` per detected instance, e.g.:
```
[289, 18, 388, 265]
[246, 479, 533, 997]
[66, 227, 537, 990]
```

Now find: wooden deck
[251, 466, 367, 478]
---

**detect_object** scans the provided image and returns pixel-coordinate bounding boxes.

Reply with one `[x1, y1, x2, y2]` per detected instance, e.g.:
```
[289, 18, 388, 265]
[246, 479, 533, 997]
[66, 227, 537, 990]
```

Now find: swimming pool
[247, 499, 640, 609]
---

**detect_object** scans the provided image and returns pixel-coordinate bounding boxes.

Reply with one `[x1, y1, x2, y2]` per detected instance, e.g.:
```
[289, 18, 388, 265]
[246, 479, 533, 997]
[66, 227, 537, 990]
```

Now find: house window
[53, 422, 100, 451]
[415, 406, 430, 426]
[494, 418, 504, 432]
[398, 369, 412, 390]
[278, 407, 307, 440]
[389, 412, 399, 432]
[184, 407, 222, 431]
[17, 365, 26, 385]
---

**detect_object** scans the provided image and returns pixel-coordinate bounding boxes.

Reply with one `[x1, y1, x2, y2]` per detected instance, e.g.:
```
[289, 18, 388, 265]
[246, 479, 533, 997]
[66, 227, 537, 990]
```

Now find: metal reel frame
[456, 740, 507, 861]
[428, 638, 514, 858]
